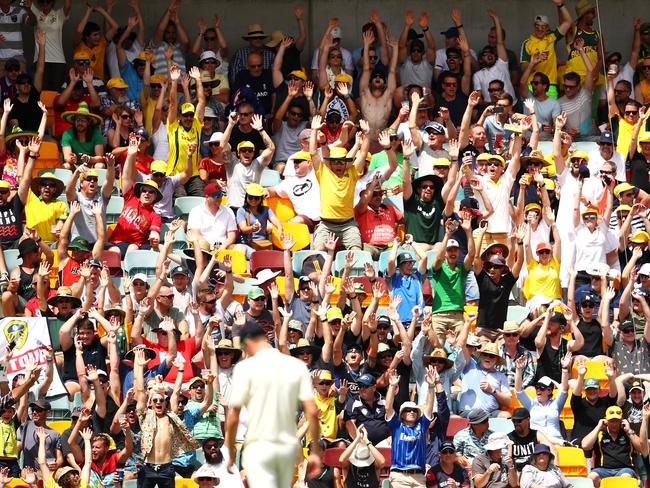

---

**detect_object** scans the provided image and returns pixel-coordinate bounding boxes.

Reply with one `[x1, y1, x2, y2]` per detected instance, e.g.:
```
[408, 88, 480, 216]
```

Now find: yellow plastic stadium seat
[48, 420, 71, 434]
[571, 360, 608, 388]
[40, 90, 59, 132]
[39, 141, 60, 167]
[215, 249, 247, 275]
[599, 478, 638, 488]
[266, 195, 296, 222]
[175, 479, 198, 488]
[556, 446, 588, 477]
[271, 222, 310, 251]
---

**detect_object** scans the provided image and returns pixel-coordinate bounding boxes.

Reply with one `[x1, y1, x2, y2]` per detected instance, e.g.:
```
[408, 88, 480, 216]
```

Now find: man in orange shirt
[73, 3, 118, 81]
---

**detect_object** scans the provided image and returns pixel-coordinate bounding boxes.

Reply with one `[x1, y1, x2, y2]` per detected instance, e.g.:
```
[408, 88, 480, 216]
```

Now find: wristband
[422, 26, 429, 32]
[557, 3, 564, 7]
[529, 112, 536, 116]
[369, 279, 376, 283]
[124, 291, 131, 295]
[456, 24, 463, 28]
[76, 351, 83, 357]
[311, 301, 319, 304]
[29, 153, 39, 159]
[517, 241, 524, 245]
[349, 295, 357, 300]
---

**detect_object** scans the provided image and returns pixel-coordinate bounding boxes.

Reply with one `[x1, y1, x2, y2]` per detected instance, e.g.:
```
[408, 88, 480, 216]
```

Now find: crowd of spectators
[0, 0, 649, 487]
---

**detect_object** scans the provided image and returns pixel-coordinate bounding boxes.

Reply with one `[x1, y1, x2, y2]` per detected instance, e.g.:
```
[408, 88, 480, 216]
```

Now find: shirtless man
[359, 30, 398, 147]
[134, 349, 199, 488]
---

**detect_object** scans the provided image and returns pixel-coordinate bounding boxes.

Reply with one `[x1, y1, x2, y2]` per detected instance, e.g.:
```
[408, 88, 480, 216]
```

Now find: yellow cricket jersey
[317, 163, 360, 221]
[521, 29, 563, 85]
[166, 118, 203, 177]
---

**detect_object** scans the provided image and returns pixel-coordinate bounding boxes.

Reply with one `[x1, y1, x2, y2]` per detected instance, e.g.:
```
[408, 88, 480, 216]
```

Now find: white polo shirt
[187, 203, 237, 247]
[481, 170, 515, 233]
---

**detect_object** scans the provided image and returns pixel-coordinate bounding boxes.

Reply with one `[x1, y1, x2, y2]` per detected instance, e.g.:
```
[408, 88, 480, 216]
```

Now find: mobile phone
[492, 106, 505, 114]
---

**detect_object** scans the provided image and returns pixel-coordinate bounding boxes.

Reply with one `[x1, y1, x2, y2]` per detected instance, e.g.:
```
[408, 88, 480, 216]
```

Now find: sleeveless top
[19, 266, 36, 300]
[345, 464, 379, 488]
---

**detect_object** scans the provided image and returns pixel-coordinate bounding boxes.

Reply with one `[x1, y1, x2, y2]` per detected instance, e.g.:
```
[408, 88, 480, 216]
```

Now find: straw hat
[61, 102, 103, 125]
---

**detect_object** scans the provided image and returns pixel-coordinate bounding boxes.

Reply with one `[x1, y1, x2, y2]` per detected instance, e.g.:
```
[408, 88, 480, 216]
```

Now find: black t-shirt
[0, 195, 25, 246]
[536, 337, 567, 383]
[427, 463, 470, 488]
[232, 70, 274, 115]
[9, 88, 42, 131]
[630, 155, 650, 195]
[594, 429, 633, 469]
[576, 319, 604, 358]
[477, 270, 517, 330]
[346, 464, 379, 488]
[570, 394, 616, 443]
[437, 93, 469, 127]
[508, 428, 538, 471]
[229, 126, 265, 158]
[92, 395, 120, 435]
[61, 336, 108, 382]
[365, 360, 411, 410]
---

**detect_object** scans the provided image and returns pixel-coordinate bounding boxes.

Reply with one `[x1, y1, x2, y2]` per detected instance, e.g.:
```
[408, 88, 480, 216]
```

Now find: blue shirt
[389, 271, 424, 323]
[387, 412, 432, 471]
[459, 360, 511, 414]
[120, 61, 143, 103]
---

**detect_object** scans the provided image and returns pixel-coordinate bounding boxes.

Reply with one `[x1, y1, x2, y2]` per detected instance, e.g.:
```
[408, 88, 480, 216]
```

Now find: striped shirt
[388, 412, 432, 472]
[0, 6, 27, 61]
[152, 41, 186, 76]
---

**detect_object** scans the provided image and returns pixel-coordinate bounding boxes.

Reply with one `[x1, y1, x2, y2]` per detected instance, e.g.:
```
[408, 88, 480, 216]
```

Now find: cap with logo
[584, 377, 600, 389]
[605, 406, 623, 420]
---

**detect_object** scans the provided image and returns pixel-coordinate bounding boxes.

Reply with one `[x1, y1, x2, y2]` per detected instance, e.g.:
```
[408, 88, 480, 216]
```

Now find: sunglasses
[288, 111, 303, 117]
[537, 249, 551, 255]
[641, 66, 650, 70]
[217, 351, 233, 356]
[441, 449, 456, 454]
[625, 110, 639, 116]
[503, 332, 519, 338]
[430, 358, 447, 365]
[329, 53, 342, 59]
[402, 408, 419, 414]
[581, 303, 595, 309]
[377, 324, 390, 330]
[600, 170, 614, 175]
[420, 184, 435, 189]
[238, 112, 253, 116]
[528, 161, 543, 167]
[318, 381, 333, 386]
[41, 181, 58, 187]
[582, 214, 597, 221]
[621, 328, 635, 334]
[488, 87, 502, 93]
[487, 161, 502, 167]
[239, 148, 254, 153]
[75, 60, 91, 66]
[485, 263, 504, 270]
[120, 114, 132, 120]
[0, 189, 9, 195]
[84, 177, 98, 183]
[151, 398, 166, 404]
[513, 418, 527, 423]
[197, 478, 215, 482]
[564, 84, 578, 89]
[535, 385, 550, 390]
[251, 296, 265, 302]
[247, 194, 262, 200]
[150, 84, 162, 89]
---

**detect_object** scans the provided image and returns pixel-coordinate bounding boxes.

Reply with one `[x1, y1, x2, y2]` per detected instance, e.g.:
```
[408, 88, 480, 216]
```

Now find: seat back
[260, 168, 281, 187]
[271, 222, 310, 251]
[446, 415, 469, 437]
[250, 250, 284, 276]
[40, 90, 59, 132]
[556, 447, 588, 477]
[266, 195, 295, 222]
[3, 249, 20, 272]
[322, 447, 344, 467]
[105, 196, 124, 224]
[123, 250, 160, 278]
[215, 249, 248, 275]
[377, 249, 416, 276]
[565, 477, 595, 488]
[600, 478, 638, 488]
[292, 250, 327, 276]
[174, 196, 206, 221]
[333, 250, 374, 277]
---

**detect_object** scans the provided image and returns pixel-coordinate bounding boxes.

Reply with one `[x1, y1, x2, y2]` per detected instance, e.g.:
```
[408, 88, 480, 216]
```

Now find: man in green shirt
[430, 217, 475, 344]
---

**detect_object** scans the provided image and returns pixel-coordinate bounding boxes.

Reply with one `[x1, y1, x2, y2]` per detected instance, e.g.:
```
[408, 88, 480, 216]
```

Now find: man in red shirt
[355, 177, 403, 260]
[89, 427, 133, 486]
[109, 137, 162, 257]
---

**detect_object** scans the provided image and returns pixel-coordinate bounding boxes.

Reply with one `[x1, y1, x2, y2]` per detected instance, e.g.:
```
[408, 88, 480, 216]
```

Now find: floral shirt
[137, 408, 199, 459]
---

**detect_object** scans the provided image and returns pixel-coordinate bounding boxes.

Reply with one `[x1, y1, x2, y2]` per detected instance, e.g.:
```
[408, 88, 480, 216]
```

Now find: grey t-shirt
[18, 421, 61, 469]
[226, 156, 264, 208]
[71, 191, 110, 242]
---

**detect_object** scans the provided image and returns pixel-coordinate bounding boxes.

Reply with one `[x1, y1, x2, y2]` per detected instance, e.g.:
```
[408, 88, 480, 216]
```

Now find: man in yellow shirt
[25, 172, 68, 244]
[519, 0, 573, 98]
[166, 65, 206, 197]
[309, 115, 370, 251]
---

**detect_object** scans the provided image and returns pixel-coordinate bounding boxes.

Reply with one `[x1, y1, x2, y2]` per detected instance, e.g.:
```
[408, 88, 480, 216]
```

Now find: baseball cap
[440, 27, 459, 38]
[181, 103, 195, 114]
[326, 307, 343, 321]
[548, 313, 567, 326]
[171, 265, 190, 277]
[396, 252, 416, 266]
[584, 377, 600, 389]
[204, 182, 223, 198]
[535, 14, 550, 24]
[446, 239, 460, 249]
[423, 121, 446, 135]
[535, 376, 555, 388]
[247, 287, 265, 300]
[107, 77, 128, 89]
[132, 273, 148, 284]
[511, 408, 530, 420]
[89, 259, 102, 268]
[605, 406, 623, 420]
[599, 131, 614, 144]
[629, 380, 644, 392]
[440, 440, 456, 452]
[619, 319, 635, 332]
[581, 294, 597, 305]
[357, 373, 376, 387]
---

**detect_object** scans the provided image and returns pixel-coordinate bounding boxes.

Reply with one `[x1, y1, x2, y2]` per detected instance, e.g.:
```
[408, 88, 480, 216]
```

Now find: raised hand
[404, 10, 414, 26]
[303, 81, 314, 99]
[250, 114, 264, 131]
[515, 354, 526, 370]
[378, 130, 391, 149]
[388, 368, 400, 386]
[418, 11, 429, 28]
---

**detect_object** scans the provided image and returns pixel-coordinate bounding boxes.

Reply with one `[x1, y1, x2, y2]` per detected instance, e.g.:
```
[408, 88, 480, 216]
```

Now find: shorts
[114, 241, 152, 258]
[591, 467, 637, 479]
[430, 310, 464, 343]
[313, 219, 362, 249]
